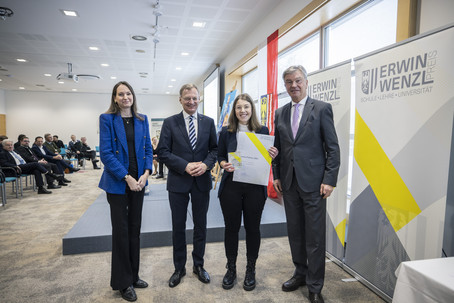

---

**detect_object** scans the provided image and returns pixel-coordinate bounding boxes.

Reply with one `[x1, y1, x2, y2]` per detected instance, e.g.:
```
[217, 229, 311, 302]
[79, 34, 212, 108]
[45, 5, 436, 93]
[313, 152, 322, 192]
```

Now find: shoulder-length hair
[105, 81, 144, 121]
[227, 93, 262, 133]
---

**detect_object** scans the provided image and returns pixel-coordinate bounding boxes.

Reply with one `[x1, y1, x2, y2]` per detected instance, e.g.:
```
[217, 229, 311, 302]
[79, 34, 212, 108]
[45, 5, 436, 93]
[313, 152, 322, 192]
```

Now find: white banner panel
[346, 25, 454, 297]
[308, 61, 351, 261]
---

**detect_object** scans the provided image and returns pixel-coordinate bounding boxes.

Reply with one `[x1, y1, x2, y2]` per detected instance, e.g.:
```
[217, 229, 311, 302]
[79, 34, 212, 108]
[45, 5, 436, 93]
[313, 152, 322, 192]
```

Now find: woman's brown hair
[227, 93, 262, 133]
[106, 81, 144, 121]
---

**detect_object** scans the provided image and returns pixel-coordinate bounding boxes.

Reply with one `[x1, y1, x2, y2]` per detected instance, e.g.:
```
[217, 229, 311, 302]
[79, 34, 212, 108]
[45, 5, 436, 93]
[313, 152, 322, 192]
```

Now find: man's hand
[185, 162, 207, 177]
[273, 179, 282, 194]
[53, 154, 62, 160]
[320, 184, 334, 199]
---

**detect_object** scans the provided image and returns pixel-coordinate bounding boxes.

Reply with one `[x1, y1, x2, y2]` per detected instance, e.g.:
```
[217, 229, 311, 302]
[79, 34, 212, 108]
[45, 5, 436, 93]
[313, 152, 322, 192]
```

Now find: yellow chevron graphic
[245, 132, 272, 165]
[335, 218, 346, 247]
[354, 110, 421, 232]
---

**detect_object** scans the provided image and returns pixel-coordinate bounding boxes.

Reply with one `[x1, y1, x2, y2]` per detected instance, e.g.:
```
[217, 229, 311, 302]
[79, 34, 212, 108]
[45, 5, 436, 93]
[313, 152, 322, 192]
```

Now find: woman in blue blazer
[99, 81, 153, 302]
[217, 93, 278, 291]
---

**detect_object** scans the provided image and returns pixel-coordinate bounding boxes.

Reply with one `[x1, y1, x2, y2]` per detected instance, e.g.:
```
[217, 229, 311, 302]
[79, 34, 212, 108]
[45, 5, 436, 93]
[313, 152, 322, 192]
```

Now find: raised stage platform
[62, 183, 287, 255]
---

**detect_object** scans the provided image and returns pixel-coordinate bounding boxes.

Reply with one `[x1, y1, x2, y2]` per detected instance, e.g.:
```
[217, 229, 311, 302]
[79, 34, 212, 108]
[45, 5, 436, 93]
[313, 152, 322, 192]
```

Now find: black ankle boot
[222, 259, 236, 290]
[243, 259, 256, 291]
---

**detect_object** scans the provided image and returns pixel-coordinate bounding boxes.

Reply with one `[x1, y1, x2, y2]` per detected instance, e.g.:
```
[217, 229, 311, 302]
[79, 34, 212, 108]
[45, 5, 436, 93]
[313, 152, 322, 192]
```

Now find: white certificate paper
[232, 132, 274, 186]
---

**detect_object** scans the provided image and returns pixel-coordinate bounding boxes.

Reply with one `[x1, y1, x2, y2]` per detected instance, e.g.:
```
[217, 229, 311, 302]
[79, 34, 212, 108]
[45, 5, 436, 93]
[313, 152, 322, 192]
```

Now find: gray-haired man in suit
[272, 65, 340, 303]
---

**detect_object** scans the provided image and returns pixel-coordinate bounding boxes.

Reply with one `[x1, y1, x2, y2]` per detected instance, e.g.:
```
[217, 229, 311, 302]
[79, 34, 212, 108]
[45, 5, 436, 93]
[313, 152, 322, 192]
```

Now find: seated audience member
[68, 134, 79, 151]
[0, 135, 8, 153]
[43, 133, 61, 154]
[16, 136, 71, 186]
[53, 135, 65, 149]
[0, 140, 59, 194]
[14, 134, 26, 149]
[73, 136, 100, 169]
[32, 136, 80, 173]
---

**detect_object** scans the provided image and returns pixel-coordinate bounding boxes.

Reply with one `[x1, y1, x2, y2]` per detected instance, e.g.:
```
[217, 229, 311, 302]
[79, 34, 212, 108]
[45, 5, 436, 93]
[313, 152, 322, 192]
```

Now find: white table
[393, 257, 454, 303]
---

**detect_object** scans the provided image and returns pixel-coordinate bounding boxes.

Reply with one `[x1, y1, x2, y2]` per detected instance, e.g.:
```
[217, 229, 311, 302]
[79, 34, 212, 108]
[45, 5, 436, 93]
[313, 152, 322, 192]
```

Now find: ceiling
[0, 0, 280, 95]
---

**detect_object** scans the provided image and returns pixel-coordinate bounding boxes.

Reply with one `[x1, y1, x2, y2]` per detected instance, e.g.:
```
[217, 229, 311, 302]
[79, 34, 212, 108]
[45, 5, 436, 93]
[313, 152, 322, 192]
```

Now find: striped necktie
[188, 115, 196, 150]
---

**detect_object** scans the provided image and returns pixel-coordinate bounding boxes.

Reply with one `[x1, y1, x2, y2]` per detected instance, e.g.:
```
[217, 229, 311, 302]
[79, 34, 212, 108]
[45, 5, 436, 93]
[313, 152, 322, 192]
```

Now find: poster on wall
[217, 90, 237, 133]
[307, 61, 351, 262]
[150, 118, 164, 140]
[260, 94, 268, 126]
[345, 25, 454, 297]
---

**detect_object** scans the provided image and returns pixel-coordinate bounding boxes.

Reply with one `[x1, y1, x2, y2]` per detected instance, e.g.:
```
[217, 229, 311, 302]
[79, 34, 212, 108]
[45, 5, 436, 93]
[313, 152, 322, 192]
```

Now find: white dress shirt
[182, 111, 198, 138]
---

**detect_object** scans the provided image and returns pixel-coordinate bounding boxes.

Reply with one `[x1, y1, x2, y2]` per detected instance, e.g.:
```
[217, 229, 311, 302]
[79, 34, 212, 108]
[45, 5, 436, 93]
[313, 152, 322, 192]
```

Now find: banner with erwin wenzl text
[346, 25, 454, 297]
[307, 62, 351, 262]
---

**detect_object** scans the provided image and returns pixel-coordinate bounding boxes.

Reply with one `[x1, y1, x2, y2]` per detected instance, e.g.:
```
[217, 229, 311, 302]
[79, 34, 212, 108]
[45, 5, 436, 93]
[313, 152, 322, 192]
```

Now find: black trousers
[18, 162, 47, 187]
[78, 150, 96, 161]
[107, 187, 145, 290]
[219, 176, 265, 261]
[282, 174, 326, 294]
[168, 180, 210, 271]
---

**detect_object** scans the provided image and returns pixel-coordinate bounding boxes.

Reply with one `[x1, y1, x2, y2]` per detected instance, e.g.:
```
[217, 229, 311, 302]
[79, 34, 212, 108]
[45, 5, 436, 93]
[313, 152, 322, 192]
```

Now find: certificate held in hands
[231, 132, 274, 186]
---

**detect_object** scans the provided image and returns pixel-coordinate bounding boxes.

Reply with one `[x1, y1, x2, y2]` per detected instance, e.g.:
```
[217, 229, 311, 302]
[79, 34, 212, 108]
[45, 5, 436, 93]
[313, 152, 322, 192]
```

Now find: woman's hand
[268, 146, 279, 159]
[126, 175, 142, 192]
[222, 162, 235, 172]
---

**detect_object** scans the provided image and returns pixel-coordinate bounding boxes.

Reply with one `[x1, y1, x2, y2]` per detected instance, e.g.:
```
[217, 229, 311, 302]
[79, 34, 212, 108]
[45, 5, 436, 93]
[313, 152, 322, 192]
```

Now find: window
[241, 68, 258, 102]
[324, 0, 398, 66]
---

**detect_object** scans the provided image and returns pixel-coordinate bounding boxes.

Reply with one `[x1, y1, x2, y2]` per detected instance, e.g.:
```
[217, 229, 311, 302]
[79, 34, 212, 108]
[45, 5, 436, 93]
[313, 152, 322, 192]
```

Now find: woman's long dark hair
[106, 81, 144, 121]
[227, 93, 262, 133]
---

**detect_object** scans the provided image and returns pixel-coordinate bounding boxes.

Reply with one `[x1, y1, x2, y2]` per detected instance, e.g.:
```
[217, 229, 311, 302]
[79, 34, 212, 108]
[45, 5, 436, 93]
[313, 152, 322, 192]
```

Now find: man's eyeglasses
[285, 79, 304, 86]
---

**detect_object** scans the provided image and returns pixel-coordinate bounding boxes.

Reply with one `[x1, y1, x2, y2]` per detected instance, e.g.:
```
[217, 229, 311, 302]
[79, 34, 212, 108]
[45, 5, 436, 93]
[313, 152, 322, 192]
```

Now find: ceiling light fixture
[19, 87, 25, 89]
[110, 76, 117, 80]
[72, 88, 78, 91]
[17, 58, 27, 62]
[44, 73, 52, 77]
[192, 21, 206, 28]
[0, 7, 14, 20]
[181, 52, 189, 56]
[171, 79, 176, 82]
[152, 3, 163, 16]
[132, 35, 147, 41]
[168, 85, 173, 88]
[175, 67, 182, 70]
[89, 46, 99, 51]
[166, 92, 170, 94]
[101, 63, 109, 67]
[58, 81, 64, 84]
[61, 10, 78, 17]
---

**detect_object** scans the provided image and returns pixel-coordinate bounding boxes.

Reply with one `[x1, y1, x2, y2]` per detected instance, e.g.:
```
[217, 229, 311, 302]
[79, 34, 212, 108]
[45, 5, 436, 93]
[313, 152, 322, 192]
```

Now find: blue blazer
[217, 125, 269, 198]
[98, 113, 154, 194]
[32, 144, 57, 161]
[157, 112, 217, 193]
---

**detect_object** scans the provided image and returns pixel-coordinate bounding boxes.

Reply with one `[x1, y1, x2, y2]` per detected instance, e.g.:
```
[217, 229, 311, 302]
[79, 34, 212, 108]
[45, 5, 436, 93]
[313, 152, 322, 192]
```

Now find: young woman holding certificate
[217, 93, 278, 291]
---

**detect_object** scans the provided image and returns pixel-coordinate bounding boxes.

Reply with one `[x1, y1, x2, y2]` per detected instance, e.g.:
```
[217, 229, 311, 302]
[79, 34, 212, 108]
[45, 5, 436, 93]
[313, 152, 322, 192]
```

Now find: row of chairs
[0, 167, 34, 207]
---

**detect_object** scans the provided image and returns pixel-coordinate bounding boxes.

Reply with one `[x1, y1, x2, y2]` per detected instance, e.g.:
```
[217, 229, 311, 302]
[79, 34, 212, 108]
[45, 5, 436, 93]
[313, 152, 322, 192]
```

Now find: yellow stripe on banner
[229, 152, 242, 163]
[335, 218, 346, 247]
[245, 132, 272, 165]
[354, 110, 421, 232]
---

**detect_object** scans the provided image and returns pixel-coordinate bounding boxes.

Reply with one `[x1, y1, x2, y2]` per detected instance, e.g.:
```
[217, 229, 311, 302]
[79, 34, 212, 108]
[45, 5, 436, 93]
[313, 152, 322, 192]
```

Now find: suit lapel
[134, 117, 143, 156]
[295, 98, 314, 140]
[113, 114, 128, 153]
[177, 112, 192, 148]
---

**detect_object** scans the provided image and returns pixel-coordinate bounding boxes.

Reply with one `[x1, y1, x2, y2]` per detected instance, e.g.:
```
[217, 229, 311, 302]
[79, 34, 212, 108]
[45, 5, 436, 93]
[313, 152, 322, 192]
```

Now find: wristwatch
[123, 175, 129, 181]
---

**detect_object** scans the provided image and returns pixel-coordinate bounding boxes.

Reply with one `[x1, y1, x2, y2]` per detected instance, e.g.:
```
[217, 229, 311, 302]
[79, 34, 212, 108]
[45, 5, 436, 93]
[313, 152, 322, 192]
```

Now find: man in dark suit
[0, 140, 58, 194]
[157, 83, 217, 288]
[16, 136, 70, 187]
[32, 136, 79, 173]
[272, 65, 340, 303]
[73, 136, 100, 169]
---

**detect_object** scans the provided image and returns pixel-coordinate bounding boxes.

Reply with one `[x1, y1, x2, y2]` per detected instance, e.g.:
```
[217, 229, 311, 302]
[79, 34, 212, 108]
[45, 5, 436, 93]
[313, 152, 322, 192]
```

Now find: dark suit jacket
[98, 113, 154, 195]
[0, 151, 20, 169]
[157, 111, 217, 193]
[16, 146, 40, 163]
[32, 144, 57, 161]
[217, 126, 269, 198]
[272, 97, 340, 192]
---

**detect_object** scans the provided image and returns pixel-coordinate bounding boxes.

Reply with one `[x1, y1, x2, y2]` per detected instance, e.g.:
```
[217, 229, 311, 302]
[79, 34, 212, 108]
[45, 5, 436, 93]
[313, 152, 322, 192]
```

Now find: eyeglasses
[285, 78, 304, 86]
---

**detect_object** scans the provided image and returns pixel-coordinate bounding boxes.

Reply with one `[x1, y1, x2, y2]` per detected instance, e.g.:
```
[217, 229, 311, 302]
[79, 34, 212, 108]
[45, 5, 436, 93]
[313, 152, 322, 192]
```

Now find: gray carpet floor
[0, 168, 385, 302]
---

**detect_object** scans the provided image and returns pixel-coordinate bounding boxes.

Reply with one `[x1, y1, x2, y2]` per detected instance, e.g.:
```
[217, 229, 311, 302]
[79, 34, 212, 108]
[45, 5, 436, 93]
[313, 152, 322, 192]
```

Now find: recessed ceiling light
[89, 46, 99, 51]
[61, 10, 78, 17]
[72, 88, 78, 91]
[19, 87, 25, 90]
[110, 76, 117, 80]
[44, 73, 52, 77]
[58, 81, 64, 84]
[171, 79, 176, 82]
[166, 92, 170, 94]
[136, 49, 146, 53]
[175, 67, 182, 70]
[192, 21, 206, 28]
[131, 35, 147, 41]
[181, 52, 189, 56]
[168, 85, 173, 88]
[0, 79, 2, 82]
[101, 63, 109, 67]
[17, 58, 27, 62]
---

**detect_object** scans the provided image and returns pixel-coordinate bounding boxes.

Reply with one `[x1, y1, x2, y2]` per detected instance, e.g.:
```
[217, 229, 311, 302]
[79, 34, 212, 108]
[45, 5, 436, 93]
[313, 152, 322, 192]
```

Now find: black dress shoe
[282, 276, 306, 292]
[169, 268, 186, 288]
[193, 265, 210, 284]
[58, 181, 68, 186]
[70, 167, 80, 172]
[133, 278, 148, 288]
[119, 286, 137, 302]
[93, 166, 101, 170]
[155, 174, 164, 179]
[38, 187, 52, 194]
[47, 184, 61, 189]
[48, 172, 63, 180]
[309, 292, 324, 303]
[62, 178, 71, 183]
